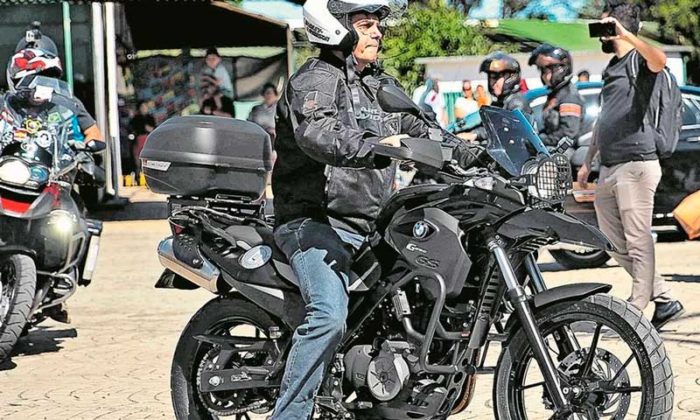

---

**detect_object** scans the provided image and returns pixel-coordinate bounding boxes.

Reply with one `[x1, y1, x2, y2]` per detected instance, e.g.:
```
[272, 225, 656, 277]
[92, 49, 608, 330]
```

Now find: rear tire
[0, 255, 36, 362]
[550, 248, 611, 270]
[171, 296, 281, 419]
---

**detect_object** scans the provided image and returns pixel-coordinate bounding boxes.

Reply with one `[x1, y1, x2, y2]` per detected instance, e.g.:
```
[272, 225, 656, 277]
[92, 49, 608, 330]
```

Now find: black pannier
[140, 116, 273, 199]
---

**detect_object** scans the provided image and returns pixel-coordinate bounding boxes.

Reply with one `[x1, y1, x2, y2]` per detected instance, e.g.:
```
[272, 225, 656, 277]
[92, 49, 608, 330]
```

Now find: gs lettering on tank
[386, 207, 471, 298]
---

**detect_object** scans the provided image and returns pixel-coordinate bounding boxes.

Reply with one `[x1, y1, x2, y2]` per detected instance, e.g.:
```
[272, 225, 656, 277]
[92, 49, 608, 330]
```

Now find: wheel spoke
[516, 381, 546, 391]
[610, 354, 635, 384]
[580, 323, 603, 377]
[600, 385, 642, 394]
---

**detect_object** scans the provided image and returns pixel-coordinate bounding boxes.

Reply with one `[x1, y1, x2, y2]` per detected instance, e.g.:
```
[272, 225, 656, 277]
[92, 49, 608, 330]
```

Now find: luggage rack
[168, 193, 271, 224]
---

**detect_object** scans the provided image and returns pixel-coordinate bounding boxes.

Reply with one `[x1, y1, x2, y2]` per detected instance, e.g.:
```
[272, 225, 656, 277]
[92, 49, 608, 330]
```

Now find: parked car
[525, 82, 700, 269]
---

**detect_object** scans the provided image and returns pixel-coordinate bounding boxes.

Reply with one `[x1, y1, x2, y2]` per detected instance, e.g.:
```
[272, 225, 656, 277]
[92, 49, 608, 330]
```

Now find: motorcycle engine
[344, 341, 411, 402]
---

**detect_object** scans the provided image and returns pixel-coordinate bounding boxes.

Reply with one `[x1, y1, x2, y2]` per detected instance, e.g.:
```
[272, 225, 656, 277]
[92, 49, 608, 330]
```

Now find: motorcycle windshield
[480, 106, 548, 176]
[0, 91, 76, 175]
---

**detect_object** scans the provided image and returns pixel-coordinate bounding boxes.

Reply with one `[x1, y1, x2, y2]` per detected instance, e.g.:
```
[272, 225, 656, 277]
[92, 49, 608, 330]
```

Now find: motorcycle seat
[222, 225, 380, 293]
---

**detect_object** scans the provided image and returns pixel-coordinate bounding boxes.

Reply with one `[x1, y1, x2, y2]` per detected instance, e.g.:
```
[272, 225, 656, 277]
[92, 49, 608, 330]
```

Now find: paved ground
[0, 219, 698, 419]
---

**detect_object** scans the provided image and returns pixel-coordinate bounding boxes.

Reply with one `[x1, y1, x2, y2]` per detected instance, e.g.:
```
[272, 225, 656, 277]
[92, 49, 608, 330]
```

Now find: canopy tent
[123, 1, 294, 51]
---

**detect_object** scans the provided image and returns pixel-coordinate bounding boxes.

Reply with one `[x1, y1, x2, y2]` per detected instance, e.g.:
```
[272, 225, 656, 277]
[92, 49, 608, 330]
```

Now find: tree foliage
[381, 0, 515, 91]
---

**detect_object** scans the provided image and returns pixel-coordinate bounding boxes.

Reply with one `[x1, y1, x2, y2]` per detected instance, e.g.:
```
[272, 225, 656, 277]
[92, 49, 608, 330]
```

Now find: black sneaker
[651, 300, 685, 330]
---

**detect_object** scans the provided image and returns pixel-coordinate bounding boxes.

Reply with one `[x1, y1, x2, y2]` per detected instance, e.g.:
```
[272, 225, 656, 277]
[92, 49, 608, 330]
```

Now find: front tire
[550, 249, 611, 270]
[0, 255, 36, 362]
[494, 295, 673, 419]
[171, 296, 281, 419]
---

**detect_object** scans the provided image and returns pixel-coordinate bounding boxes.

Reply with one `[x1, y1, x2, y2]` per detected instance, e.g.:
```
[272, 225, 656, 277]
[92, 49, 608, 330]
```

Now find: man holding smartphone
[578, 0, 683, 328]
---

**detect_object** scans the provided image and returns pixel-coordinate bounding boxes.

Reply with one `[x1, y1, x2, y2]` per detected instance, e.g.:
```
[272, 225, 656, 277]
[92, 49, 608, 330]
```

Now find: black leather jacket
[272, 53, 479, 235]
[539, 83, 585, 147]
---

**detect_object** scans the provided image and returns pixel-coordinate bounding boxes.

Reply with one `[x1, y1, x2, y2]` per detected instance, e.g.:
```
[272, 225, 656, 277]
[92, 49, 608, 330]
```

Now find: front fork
[488, 240, 572, 416]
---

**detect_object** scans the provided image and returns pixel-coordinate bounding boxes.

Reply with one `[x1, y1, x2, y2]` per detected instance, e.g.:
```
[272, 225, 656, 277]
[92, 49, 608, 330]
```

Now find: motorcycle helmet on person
[528, 43, 573, 89]
[479, 52, 522, 101]
[5, 23, 63, 105]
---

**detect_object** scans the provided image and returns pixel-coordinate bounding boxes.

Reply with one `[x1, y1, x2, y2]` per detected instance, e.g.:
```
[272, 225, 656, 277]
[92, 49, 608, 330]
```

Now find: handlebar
[369, 137, 451, 169]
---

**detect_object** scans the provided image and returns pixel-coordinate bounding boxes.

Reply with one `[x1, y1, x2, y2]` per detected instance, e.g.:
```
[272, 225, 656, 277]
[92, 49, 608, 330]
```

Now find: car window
[683, 97, 700, 127]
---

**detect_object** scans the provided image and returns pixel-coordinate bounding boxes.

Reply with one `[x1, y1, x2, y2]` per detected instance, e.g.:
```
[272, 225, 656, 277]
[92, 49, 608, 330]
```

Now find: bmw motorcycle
[146, 86, 673, 419]
[0, 76, 105, 362]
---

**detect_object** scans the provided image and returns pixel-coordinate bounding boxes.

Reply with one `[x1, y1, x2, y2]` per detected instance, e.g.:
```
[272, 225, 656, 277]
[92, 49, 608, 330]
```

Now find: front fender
[505, 282, 612, 335]
[498, 209, 615, 252]
[531, 282, 612, 309]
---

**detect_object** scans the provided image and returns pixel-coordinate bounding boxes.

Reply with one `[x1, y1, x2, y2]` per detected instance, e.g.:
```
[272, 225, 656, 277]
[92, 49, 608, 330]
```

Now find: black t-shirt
[597, 50, 659, 166]
[200, 95, 235, 118]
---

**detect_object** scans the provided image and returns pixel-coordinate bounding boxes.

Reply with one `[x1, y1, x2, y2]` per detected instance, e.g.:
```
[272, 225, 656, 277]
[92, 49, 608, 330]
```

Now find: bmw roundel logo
[413, 221, 429, 239]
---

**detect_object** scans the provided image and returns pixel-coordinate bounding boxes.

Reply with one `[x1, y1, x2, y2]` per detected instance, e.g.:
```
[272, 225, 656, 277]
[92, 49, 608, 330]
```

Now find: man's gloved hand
[380, 134, 409, 148]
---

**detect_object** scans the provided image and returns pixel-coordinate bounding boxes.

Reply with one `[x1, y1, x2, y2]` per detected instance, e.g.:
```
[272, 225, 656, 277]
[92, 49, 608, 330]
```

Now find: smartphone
[588, 21, 617, 38]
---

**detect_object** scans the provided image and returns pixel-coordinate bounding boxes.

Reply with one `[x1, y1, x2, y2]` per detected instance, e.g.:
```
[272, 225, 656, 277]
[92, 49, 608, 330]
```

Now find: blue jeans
[270, 218, 364, 420]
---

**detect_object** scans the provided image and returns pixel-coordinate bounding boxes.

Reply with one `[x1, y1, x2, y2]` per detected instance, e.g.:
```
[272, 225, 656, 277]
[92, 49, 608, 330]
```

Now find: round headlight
[0, 159, 31, 185]
[49, 210, 76, 234]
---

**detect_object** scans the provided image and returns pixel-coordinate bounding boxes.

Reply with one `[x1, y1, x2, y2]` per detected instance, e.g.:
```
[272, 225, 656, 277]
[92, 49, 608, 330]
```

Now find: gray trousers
[594, 160, 674, 310]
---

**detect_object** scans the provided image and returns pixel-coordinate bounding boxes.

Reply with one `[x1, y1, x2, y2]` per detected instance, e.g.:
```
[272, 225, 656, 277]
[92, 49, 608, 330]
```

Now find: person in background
[199, 84, 235, 118]
[454, 79, 479, 120]
[201, 47, 234, 100]
[479, 52, 531, 114]
[528, 44, 584, 148]
[577, 0, 683, 329]
[475, 84, 490, 107]
[247, 82, 278, 141]
[577, 70, 590, 82]
[411, 69, 428, 104]
[128, 101, 156, 181]
[418, 77, 447, 128]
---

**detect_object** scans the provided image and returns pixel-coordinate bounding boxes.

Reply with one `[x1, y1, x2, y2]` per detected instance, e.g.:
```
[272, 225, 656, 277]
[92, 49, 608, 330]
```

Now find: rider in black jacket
[273, 19, 479, 236]
[528, 44, 585, 148]
[269, 1, 480, 418]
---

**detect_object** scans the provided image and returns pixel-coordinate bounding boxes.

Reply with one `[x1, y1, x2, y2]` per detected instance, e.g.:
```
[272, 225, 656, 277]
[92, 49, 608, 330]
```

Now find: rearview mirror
[377, 85, 421, 115]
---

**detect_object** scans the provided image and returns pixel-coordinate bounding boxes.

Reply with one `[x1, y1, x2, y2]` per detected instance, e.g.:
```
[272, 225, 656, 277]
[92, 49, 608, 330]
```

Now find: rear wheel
[550, 249, 611, 270]
[494, 295, 673, 419]
[0, 255, 36, 362]
[171, 296, 282, 419]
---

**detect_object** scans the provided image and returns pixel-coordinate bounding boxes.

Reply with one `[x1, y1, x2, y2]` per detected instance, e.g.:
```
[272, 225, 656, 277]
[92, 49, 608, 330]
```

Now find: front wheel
[0, 254, 36, 362]
[494, 295, 673, 419]
[171, 296, 282, 419]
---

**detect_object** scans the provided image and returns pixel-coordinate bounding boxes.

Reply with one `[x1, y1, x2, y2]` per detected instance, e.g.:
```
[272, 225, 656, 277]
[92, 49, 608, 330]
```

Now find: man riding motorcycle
[270, 0, 480, 417]
[3, 24, 104, 322]
[528, 44, 584, 148]
[5, 24, 103, 145]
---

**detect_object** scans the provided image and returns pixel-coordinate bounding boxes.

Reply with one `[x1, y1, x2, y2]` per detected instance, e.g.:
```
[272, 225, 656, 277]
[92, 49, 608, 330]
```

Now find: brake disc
[558, 348, 632, 419]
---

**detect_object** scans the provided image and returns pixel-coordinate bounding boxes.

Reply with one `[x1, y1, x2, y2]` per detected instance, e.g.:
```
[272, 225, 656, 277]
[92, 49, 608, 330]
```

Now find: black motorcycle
[145, 86, 673, 419]
[0, 76, 105, 362]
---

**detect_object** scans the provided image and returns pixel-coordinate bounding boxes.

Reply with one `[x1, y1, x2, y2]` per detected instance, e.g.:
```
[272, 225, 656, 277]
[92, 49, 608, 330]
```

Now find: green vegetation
[381, 0, 515, 91]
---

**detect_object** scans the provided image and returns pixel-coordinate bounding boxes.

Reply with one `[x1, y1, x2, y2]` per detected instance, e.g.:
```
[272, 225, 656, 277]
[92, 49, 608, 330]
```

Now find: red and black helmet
[528, 43, 573, 89]
[6, 48, 63, 93]
[6, 23, 63, 93]
[479, 52, 522, 99]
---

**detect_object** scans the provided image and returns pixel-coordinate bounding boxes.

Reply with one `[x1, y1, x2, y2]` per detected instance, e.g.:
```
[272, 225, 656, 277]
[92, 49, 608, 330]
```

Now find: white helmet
[303, 0, 402, 49]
